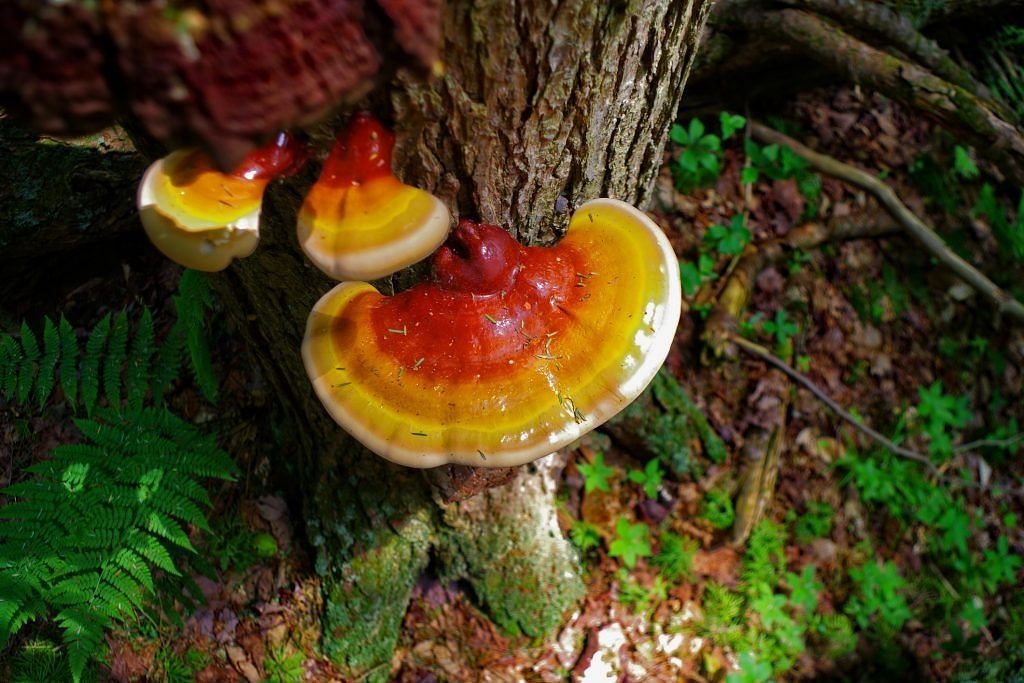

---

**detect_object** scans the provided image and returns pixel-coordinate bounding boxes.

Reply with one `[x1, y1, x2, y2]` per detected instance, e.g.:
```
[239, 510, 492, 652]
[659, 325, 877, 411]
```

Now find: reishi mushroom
[302, 198, 681, 468]
[137, 132, 307, 272]
[296, 112, 450, 281]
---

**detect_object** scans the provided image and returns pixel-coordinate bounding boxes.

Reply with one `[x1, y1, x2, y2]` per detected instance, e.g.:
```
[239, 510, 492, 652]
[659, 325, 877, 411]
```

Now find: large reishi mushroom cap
[137, 132, 307, 272]
[297, 112, 450, 281]
[302, 198, 682, 468]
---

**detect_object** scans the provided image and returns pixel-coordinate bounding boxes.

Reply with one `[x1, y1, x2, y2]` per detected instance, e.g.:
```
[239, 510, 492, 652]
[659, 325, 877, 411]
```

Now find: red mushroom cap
[297, 112, 450, 281]
[137, 132, 307, 271]
[302, 199, 681, 467]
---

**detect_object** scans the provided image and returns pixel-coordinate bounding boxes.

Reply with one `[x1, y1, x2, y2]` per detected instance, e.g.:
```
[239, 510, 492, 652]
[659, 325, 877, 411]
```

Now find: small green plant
[845, 560, 912, 631]
[814, 613, 857, 658]
[785, 566, 823, 615]
[155, 647, 210, 683]
[973, 183, 1024, 263]
[726, 651, 773, 683]
[742, 138, 822, 219]
[9, 639, 81, 683]
[569, 520, 603, 556]
[700, 489, 735, 530]
[264, 645, 305, 683]
[617, 568, 668, 614]
[652, 531, 698, 582]
[608, 517, 652, 568]
[760, 309, 799, 356]
[203, 515, 261, 573]
[578, 452, 616, 493]
[668, 113, 746, 193]
[705, 215, 752, 256]
[680, 253, 718, 298]
[915, 381, 972, 459]
[627, 458, 664, 499]
[788, 502, 834, 544]
[952, 145, 980, 179]
[741, 520, 787, 589]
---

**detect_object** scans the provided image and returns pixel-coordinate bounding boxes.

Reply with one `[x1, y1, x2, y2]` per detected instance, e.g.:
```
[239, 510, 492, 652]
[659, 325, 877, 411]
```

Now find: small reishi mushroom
[296, 112, 450, 281]
[302, 198, 682, 468]
[137, 132, 307, 272]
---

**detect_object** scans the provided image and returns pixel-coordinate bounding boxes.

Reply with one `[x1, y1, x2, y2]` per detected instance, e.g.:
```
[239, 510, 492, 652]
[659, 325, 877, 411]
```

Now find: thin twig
[954, 433, 1024, 453]
[729, 333, 942, 476]
[750, 121, 1024, 323]
[731, 333, 1024, 498]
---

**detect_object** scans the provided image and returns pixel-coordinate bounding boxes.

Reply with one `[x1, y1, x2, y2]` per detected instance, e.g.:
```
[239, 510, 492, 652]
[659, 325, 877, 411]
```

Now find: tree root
[750, 121, 1024, 323]
[780, 0, 1003, 108]
[706, 4, 1024, 185]
[731, 422, 785, 545]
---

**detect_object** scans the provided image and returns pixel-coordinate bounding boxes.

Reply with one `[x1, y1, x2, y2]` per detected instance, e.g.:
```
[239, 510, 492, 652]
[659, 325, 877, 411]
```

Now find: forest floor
[2, 85, 1023, 682]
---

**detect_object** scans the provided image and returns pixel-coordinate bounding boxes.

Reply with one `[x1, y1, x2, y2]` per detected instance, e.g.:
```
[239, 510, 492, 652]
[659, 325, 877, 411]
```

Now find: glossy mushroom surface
[137, 132, 306, 272]
[303, 198, 681, 468]
[297, 112, 450, 281]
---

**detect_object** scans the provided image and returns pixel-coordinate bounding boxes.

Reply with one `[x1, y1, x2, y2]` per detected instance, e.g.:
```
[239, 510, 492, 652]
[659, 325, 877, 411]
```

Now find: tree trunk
[206, 1, 711, 678]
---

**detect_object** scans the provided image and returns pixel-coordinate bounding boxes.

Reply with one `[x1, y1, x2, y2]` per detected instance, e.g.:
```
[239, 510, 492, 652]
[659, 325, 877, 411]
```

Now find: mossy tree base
[309, 447, 583, 680]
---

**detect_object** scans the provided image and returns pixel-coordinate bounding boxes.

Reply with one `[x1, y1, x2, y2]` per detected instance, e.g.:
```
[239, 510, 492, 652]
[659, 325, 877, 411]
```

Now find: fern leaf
[35, 317, 60, 408]
[80, 314, 110, 415]
[0, 334, 22, 397]
[112, 549, 154, 593]
[125, 308, 155, 411]
[150, 323, 184, 404]
[103, 311, 129, 409]
[145, 512, 195, 552]
[56, 607, 105, 683]
[174, 270, 218, 402]
[58, 316, 80, 408]
[130, 533, 180, 576]
[16, 322, 39, 404]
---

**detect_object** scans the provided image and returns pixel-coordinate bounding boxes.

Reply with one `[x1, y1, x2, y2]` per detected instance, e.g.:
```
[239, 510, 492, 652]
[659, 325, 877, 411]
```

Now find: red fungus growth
[1, 1, 442, 168]
[303, 199, 682, 468]
[297, 112, 450, 281]
[137, 132, 308, 272]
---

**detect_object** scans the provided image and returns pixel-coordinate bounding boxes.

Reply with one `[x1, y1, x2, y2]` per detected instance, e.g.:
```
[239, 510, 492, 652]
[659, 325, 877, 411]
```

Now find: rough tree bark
[206, 1, 711, 678]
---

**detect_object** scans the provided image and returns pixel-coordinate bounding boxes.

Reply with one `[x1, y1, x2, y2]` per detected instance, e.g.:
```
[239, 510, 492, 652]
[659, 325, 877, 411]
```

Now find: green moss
[310, 460, 433, 682]
[606, 369, 727, 476]
[436, 466, 585, 638]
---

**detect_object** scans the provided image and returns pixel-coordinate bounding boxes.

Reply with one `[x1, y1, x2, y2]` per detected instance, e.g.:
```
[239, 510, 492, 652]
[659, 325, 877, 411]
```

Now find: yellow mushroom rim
[296, 112, 450, 281]
[137, 149, 264, 272]
[302, 198, 682, 468]
[136, 133, 307, 272]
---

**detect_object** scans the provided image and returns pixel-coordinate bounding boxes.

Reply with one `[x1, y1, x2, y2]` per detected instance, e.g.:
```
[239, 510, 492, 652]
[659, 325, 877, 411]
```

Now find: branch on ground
[734, 9, 1024, 186]
[781, 0, 1003, 109]
[750, 121, 1024, 323]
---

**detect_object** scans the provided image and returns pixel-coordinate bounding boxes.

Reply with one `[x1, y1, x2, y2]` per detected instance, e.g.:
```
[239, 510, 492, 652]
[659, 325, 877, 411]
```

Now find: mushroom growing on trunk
[137, 132, 307, 272]
[302, 198, 681, 467]
[297, 112, 451, 281]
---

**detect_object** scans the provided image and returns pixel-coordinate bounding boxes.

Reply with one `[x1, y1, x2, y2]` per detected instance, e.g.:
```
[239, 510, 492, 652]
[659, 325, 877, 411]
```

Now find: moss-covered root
[435, 454, 585, 637]
[309, 459, 434, 682]
[604, 369, 727, 476]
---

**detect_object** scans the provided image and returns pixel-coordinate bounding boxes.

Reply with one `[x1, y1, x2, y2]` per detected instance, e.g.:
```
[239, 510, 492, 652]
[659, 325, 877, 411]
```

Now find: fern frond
[58, 316, 80, 408]
[36, 318, 59, 408]
[174, 270, 218, 402]
[0, 334, 22, 397]
[103, 311, 129, 409]
[16, 322, 39, 404]
[125, 308, 155, 411]
[150, 324, 184, 404]
[56, 607, 105, 683]
[80, 314, 110, 415]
